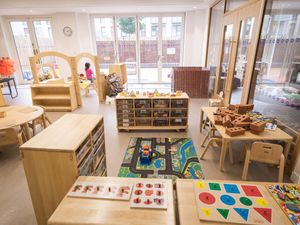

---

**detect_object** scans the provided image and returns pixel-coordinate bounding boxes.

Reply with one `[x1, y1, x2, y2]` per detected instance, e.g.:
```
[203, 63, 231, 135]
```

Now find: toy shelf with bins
[116, 93, 189, 131]
[31, 83, 78, 112]
[20, 114, 107, 225]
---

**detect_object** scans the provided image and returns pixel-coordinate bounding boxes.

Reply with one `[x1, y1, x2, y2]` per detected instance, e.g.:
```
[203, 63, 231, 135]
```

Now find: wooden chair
[200, 127, 234, 164]
[0, 127, 26, 147]
[28, 108, 51, 136]
[242, 142, 285, 182]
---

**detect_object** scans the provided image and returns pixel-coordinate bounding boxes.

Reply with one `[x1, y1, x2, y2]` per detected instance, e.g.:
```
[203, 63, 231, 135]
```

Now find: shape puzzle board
[130, 181, 168, 209]
[194, 181, 274, 225]
[267, 184, 300, 225]
[67, 181, 132, 200]
[118, 137, 205, 180]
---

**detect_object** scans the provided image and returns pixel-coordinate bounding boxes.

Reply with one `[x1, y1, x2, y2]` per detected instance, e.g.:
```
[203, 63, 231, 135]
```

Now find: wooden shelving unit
[20, 114, 107, 225]
[31, 83, 78, 111]
[116, 93, 189, 131]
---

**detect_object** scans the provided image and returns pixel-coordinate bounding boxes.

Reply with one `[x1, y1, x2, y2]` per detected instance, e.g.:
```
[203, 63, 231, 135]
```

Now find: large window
[250, 0, 300, 131]
[92, 14, 184, 84]
[10, 19, 55, 83]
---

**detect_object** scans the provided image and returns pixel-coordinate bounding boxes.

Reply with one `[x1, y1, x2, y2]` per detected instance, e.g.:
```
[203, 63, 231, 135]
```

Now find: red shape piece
[145, 190, 153, 196]
[241, 185, 263, 197]
[254, 207, 272, 223]
[144, 199, 152, 205]
[136, 183, 143, 188]
[134, 198, 141, 204]
[199, 192, 216, 205]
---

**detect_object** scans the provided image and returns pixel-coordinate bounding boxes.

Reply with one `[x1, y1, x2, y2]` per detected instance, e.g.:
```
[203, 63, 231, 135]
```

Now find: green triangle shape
[217, 208, 229, 219]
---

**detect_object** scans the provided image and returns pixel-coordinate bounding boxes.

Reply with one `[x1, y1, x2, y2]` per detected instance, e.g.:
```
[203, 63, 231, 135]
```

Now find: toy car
[139, 145, 153, 165]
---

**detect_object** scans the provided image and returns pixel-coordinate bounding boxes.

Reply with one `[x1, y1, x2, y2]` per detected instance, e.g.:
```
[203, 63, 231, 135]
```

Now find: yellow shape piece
[195, 181, 206, 189]
[201, 208, 211, 217]
[256, 198, 268, 207]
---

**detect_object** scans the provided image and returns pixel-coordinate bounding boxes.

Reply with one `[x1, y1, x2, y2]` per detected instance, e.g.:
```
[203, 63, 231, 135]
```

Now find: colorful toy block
[250, 121, 266, 131]
[222, 115, 232, 128]
[214, 115, 223, 125]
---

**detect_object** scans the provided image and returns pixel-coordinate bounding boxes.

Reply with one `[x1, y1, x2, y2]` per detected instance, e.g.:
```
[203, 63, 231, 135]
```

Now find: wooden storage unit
[171, 67, 210, 98]
[116, 93, 189, 131]
[31, 83, 78, 111]
[20, 114, 107, 225]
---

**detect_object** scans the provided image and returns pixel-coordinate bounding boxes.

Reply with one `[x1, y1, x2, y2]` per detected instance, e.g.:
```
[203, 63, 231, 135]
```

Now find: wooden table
[176, 179, 292, 225]
[200, 107, 293, 171]
[48, 176, 176, 225]
[0, 105, 44, 139]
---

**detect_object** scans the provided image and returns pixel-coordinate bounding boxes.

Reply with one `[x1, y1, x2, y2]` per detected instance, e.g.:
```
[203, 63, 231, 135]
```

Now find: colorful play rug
[118, 137, 205, 180]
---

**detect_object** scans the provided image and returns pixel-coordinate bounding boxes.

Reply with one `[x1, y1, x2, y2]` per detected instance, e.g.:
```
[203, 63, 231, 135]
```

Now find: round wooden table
[0, 105, 45, 139]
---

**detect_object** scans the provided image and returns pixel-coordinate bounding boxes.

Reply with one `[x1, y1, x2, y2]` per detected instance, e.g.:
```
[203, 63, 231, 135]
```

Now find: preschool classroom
[0, 0, 300, 225]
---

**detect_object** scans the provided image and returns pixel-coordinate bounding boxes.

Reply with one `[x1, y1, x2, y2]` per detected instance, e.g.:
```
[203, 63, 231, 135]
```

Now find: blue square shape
[224, 184, 240, 194]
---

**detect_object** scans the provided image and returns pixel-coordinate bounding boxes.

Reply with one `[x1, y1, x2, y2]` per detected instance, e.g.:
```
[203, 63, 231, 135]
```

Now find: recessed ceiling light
[29, 9, 33, 13]
[82, 8, 86, 12]
[193, 6, 198, 9]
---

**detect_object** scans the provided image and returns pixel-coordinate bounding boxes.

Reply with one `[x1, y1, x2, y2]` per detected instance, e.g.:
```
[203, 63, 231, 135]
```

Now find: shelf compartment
[171, 109, 188, 117]
[153, 109, 169, 118]
[116, 99, 133, 105]
[135, 99, 151, 109]
[171, 99, 188, 108]
[135, 118, 152, 126]
[94, 156, 106, 176]
[78, 153, 93, 176]
[76, 137, 92, 165]
[153, 99, 170, 108]
[32, 94, 71, 100]
[92, 142, 105, 171]
[170, 118, 187, 126]
[135, 108, 151, 117]
[93, 132, 105, 151]
[153, 118, 169, 126]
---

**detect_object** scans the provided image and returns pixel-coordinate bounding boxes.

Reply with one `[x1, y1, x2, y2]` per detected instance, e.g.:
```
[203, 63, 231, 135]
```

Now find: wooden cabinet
[31, 83, 78, 111]
[116, 93, 189, 131]
[20, 114, 107, 225]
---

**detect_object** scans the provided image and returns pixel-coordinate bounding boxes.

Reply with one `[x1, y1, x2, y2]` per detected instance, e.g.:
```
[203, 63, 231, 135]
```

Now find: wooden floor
[0, 85, 291, 225]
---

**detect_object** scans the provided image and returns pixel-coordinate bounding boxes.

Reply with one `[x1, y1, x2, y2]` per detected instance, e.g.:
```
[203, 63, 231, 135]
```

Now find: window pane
[162, 16, 183, 82]
[250, 0, 300, 131]
[116, 16, 138, 82]
[10, 21, 34, 81]
[94, 17, 115, 74]
[226, 0, 249, 12]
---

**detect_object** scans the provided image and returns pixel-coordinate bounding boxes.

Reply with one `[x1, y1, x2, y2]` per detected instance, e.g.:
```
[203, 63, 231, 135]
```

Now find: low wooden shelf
[116, 93, 189, 131]
[31, 83, 78, 112]
[20, 114, 107, 225]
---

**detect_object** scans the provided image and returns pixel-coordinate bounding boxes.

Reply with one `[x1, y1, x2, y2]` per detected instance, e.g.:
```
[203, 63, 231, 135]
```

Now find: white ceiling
[0, 0, 212, 15]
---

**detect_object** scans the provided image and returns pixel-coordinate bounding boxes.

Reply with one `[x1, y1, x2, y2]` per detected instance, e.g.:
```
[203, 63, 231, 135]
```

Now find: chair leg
[242, 150, 251, 180]
[200, 138, 220, 160]
[201, 130, 211, 147]
[278, 154, 285, 183]
[17, 132, 24, 145]
[32, 120, 37, 136]
[228, 142, 234, 164]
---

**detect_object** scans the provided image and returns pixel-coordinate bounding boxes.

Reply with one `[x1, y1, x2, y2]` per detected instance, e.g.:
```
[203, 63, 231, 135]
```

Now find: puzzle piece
[256, 198, 268, 207]
[199, 192, 216, 205]
[240, 197, 253, 206]
[209, 183, 221, 191]
[201, 208, 212, 217]
[254, 207, 272, 223]
[234, 208, 249, 221]
[217, 208, 229, 219]
[220, 194, 236, 206]
[195, 181, 206, 189]
[224, 184, 240, 194]
[241, 185, 263, 197]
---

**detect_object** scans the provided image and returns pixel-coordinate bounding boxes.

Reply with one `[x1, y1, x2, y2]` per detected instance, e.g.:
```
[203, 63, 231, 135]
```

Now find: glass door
[214, 0, 265, 104]
[139, 16, 160, 83]
[116, 16, 138, 83]
[10, 18, 55, 83]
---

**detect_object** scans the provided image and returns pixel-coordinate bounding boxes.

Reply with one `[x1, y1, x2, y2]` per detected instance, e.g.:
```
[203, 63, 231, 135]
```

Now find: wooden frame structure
[0, 87, 5, 106]
[29, 51, 81, 111]
[75, 52, 108, 103]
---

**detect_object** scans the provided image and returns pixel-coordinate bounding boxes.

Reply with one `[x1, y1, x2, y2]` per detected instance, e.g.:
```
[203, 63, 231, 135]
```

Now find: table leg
[23, 123, 31, 140]
[12, 78, 18, 98]
[7, 80, 12, 98]
[283, 140, 292, 165]
[219, 139, 228, 171]
[200, 109, 204, 133]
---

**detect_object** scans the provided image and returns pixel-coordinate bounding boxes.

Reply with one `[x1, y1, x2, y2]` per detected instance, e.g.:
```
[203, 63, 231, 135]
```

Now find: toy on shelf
[267, 184, 300, 225]
[139, 145, 153, 165]
[130, 181, 167, 209]
[194, 181, 274, 225]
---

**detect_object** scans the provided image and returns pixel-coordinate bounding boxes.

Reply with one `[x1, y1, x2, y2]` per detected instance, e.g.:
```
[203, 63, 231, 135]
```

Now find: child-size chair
[242, 142, 285, 182]
[28, 106, 52, 136]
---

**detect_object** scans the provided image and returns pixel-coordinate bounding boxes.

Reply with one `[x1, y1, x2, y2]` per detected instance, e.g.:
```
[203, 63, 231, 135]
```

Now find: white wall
[183, 9, 208, 67]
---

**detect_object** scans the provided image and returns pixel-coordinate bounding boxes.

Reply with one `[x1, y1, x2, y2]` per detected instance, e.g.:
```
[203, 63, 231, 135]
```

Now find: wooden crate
[20, 114, 107, 225]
